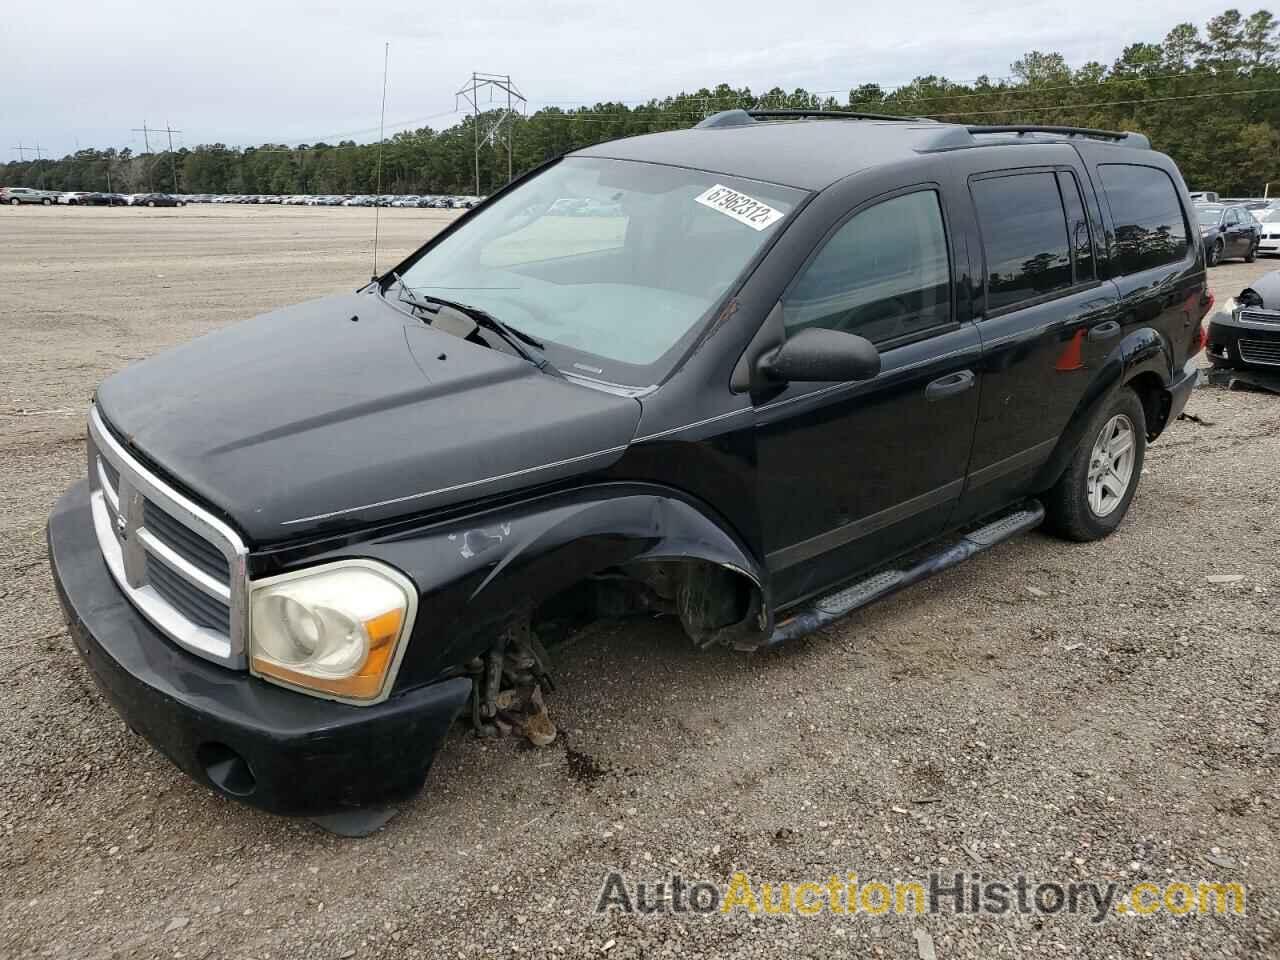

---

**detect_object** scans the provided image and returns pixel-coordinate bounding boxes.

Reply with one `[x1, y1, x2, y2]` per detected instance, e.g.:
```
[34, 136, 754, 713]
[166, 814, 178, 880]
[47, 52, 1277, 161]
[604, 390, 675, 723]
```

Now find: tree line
[4, 8, 1279, 198]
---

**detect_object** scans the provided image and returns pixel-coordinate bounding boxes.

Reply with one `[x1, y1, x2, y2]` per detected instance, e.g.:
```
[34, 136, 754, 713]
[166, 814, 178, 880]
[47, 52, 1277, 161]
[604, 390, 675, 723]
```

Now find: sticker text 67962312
[694, 184, 785, 232]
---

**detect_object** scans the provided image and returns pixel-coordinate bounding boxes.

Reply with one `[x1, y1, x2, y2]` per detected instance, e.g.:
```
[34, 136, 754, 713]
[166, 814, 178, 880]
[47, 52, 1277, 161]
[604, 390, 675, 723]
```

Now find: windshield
[1196, 206, 1224, 225]
[1258, 207, 1280, 223]
[395, 157, 804, 387]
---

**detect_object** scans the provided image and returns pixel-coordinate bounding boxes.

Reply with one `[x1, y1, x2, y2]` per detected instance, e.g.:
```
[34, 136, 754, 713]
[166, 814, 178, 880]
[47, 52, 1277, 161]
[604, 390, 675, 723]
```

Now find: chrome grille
[1239, 338, 1280, 367]
[1239, 309, 1280, 326]
[146, 554, 232, 633]
[143, 499, 232, 581]
[87, 406, 248, 667]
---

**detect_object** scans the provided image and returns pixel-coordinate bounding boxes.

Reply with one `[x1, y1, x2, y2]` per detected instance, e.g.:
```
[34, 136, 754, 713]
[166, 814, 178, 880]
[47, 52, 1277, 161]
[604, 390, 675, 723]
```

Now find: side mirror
[758, 327, 881, 384]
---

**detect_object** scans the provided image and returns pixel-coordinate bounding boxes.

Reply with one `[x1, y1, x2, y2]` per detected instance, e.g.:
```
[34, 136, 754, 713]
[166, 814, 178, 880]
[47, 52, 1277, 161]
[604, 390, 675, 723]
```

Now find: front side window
[782, 190, 952, 344]
[398, 157, 804, 387]
[1097, 164, 1191, 273]
[972, 172, 1073, 313]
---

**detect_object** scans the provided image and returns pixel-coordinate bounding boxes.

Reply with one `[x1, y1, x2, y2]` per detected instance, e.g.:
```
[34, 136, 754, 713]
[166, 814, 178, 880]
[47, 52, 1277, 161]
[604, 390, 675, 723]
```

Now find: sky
[1, 0, 1229, 159]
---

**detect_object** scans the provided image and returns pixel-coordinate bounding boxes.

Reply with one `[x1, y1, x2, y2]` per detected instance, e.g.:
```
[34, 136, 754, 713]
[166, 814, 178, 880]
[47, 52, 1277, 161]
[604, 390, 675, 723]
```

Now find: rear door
[1227, 208, 1251, 256]
[753, 186, 982, 606]
[954, 163, 1122, 523]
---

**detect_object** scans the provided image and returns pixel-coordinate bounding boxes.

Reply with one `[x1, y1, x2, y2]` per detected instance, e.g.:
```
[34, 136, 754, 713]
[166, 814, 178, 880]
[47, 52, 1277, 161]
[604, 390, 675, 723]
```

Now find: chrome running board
[763, 501, 1045, 648]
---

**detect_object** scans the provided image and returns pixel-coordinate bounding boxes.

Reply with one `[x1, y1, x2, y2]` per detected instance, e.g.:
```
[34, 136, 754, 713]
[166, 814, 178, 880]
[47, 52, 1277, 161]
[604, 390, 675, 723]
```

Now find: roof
[573, 119, 950, 191]
[572, 114, 1151, 192]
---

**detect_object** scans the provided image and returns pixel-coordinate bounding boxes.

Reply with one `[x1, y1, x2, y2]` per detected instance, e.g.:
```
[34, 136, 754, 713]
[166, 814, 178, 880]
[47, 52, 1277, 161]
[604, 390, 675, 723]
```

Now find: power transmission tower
[164, 122, 182, 193]
[456, 72, 526, 196]
[11, 143, 31, 162]
[132, 123, 155, 190]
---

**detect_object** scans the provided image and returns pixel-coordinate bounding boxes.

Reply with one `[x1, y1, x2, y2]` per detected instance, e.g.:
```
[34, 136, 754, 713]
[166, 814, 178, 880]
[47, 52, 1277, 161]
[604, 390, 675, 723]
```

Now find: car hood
[95, 292, 642, 544]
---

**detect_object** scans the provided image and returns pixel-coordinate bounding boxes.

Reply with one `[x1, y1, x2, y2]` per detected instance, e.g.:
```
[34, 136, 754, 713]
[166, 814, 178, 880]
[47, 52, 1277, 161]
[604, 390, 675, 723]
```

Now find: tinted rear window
[972, 172, 1073, 313]
[1097, 164, 1190, 273]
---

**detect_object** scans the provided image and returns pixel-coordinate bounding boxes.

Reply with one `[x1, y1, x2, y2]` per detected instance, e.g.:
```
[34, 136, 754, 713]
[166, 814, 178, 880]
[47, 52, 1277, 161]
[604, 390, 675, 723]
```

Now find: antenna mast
[371, 42, 389, 280]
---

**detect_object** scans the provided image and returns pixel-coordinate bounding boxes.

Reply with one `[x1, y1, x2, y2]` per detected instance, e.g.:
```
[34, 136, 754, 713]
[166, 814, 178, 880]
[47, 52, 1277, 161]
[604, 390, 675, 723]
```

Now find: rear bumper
[48, 480, 471, 817]
[1165, 357, 1199, 425]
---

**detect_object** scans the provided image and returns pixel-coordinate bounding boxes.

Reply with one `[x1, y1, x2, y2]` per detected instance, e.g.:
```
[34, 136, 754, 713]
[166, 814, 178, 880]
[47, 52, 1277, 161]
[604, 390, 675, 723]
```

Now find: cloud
[2, 0, 1217, 157]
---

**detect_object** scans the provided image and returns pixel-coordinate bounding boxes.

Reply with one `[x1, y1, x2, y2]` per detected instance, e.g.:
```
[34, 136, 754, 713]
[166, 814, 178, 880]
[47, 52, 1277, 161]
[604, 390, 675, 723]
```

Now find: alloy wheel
[1086, 414, 1136, 517]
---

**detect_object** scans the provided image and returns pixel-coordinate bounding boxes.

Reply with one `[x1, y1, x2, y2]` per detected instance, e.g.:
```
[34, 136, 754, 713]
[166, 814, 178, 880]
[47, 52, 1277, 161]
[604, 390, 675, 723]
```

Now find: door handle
[1088, 320, 1122, 342]
[925, 369, 975, 401]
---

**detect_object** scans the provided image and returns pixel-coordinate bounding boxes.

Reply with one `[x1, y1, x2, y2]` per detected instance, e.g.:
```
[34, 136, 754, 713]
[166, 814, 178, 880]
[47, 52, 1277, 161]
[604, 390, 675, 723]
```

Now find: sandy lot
[1, 205, 1279, 959]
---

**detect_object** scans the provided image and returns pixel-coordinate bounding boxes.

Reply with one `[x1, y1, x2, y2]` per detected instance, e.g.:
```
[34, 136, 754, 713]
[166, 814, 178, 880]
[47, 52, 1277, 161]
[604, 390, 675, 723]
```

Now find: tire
[1043, 387, 1147, 542]
[1246, 240, 1258, 263]
[41, 198, 51, 205]
[1207, 240, 1222, 266]
[146, 200, 155, 207]
[8, 198, 18, 206]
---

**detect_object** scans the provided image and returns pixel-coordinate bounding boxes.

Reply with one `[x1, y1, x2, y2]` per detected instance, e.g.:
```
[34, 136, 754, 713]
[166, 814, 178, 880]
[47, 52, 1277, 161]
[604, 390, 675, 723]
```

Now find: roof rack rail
[695, 108, 925, 129]
[965, 124, 1150, 148]
[749, 109, 923, 122]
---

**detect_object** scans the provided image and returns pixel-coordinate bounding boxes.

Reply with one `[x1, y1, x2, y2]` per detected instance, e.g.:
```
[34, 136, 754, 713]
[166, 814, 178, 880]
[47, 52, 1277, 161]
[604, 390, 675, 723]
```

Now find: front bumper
[1207, 316, 1280, 371]
[48, 480, 471, 817]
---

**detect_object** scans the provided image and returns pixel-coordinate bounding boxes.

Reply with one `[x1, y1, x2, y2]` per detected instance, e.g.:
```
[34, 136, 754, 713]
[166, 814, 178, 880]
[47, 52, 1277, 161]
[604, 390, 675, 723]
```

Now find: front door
[753, 187, 981, 607]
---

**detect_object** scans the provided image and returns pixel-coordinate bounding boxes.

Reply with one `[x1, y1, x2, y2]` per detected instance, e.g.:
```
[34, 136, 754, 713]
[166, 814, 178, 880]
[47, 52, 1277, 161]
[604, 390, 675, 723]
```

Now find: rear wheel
[1043, 387, 1146, 542]
[7, 198, 18, 206]
[1246, 240, 1258, 263]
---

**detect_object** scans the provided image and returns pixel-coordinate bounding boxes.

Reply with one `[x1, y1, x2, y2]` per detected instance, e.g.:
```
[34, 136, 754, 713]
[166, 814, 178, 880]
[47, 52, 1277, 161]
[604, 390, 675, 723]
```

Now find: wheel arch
[332, 486, 771, 689]
[1031, 327, 1173, 491]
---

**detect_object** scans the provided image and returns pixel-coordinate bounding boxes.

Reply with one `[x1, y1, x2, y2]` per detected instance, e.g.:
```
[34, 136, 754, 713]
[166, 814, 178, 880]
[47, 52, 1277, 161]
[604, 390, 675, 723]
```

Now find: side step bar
[762, 501, 1045, 649]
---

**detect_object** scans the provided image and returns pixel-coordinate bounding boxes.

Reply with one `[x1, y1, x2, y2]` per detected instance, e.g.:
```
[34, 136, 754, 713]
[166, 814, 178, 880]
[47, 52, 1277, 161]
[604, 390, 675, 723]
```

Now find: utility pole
[164, 122, 182, 194]
[455, 72, 526, 196]
[132, 123, 154, 190]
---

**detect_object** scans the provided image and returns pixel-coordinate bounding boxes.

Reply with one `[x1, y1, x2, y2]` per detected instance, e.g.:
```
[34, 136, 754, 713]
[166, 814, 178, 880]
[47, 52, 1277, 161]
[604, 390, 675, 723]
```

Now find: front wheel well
[530, 558, 764, 651]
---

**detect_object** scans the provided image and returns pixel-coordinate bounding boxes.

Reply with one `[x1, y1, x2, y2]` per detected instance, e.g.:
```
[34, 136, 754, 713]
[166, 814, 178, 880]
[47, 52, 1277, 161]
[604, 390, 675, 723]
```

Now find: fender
[295, 484, 769, 690]
[1032, 326, 1174, 492]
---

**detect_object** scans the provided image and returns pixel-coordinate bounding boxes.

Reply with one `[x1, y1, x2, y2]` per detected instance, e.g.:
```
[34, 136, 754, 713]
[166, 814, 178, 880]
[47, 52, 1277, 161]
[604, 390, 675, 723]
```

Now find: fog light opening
[197, 742, 256, 797]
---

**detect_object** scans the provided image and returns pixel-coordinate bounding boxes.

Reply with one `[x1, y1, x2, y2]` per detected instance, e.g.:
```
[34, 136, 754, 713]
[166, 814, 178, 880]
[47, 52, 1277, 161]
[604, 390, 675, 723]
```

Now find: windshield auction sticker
[694, 184, 785, 231]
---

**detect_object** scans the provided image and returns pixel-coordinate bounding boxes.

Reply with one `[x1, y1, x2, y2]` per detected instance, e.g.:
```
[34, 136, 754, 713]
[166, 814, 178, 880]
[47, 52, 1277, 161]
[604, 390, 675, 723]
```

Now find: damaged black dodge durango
[49, 111, 1209, 818]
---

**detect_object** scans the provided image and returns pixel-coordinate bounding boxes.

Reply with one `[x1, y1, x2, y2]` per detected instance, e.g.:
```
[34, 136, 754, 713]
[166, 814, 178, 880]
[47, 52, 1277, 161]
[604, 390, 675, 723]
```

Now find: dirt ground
[2, 205, 1279, 960]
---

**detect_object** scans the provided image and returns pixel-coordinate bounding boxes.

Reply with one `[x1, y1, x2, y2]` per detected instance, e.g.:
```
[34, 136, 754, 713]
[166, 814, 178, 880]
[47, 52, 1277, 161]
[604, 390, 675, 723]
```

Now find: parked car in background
[1254, 207, 1280, 256]
[1207, 272, 1280, 372]
[71, 192, 127, 206]
[133, 193, 184, 207]
[1189, 190, 1219, 203]
[1195, 203, 1259, 265]
[2, 186, 58, 205]
[58, 192, 88, 205]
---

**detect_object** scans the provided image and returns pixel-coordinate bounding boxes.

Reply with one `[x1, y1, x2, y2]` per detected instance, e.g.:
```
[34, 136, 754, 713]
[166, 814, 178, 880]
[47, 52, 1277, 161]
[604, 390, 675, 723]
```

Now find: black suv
[49, 112, 1207, 820]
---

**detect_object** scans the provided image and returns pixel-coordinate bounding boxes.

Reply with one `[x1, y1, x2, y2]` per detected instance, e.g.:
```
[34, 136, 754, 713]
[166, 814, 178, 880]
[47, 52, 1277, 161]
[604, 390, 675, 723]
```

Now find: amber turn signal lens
[253, 608, 404, 700]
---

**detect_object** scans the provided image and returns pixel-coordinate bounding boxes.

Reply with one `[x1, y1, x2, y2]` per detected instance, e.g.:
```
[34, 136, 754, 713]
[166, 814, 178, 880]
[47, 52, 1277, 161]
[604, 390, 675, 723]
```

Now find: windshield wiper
[387, 273, 561, 377]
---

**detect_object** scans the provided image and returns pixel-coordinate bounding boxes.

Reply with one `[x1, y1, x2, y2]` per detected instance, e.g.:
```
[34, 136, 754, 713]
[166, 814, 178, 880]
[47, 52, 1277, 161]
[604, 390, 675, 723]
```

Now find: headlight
[249, 560, 416, 703]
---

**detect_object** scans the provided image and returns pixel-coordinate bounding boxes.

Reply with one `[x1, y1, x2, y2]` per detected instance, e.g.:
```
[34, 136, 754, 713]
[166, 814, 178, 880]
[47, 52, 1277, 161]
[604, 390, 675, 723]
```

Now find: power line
[927, 85, 1280, 118]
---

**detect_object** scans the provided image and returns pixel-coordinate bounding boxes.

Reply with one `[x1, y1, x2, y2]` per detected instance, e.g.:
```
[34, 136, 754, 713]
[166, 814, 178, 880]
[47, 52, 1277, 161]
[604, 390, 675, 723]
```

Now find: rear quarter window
[1096, 164, 1190, 274]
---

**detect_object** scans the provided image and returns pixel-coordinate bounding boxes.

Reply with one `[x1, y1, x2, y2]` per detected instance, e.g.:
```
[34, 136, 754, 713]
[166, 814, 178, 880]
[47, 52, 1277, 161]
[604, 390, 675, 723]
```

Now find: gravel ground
[1, 206, 1278, 959]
